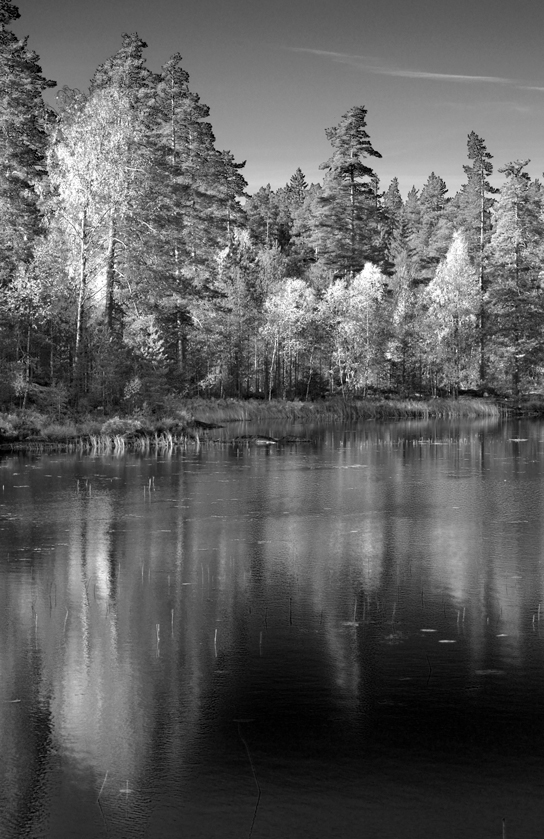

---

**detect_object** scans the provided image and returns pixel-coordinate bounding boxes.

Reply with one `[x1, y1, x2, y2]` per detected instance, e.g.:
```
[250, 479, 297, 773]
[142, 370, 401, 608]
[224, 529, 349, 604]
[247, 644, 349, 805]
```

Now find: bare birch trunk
[75, 209, 88, 373]
[105, 211, 115, 331]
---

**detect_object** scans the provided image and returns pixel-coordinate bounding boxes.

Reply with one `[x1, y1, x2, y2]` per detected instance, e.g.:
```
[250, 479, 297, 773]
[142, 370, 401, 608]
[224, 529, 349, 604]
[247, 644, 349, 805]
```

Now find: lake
[1, 417, 543, 838]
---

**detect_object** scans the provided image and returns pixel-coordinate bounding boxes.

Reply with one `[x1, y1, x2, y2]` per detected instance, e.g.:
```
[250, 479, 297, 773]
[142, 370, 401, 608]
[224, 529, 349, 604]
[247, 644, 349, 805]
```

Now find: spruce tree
[285, 167, 308, 209]
[396, 186, 423, 282]
[383, 177, 403, 218]
[245, 185, 281, 246]
[413, 173, 453, 281]
[486, 161, 544, 396]
[385, 184, 425, 392]
[381, 177, 404, 268]
[402, 187, 421, 240]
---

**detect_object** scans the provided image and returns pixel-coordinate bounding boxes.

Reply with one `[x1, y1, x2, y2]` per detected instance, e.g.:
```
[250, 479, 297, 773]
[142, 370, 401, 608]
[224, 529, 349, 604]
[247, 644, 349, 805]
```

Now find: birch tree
[423, 231, 480, 395]
[48, 85, 149, 374]
[320, 263, 388, 395]
[262, 278, 316, 399]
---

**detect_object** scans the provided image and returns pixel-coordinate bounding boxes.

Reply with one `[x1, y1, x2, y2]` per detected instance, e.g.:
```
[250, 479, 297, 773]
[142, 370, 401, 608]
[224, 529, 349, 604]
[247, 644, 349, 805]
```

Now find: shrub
[101, 416, 142, 435]
[41, 422, 79, 441]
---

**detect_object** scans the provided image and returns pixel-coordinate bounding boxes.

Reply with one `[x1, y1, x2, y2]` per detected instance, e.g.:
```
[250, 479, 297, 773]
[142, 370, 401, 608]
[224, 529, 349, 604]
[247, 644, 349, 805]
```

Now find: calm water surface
[1, 418, 544, 838]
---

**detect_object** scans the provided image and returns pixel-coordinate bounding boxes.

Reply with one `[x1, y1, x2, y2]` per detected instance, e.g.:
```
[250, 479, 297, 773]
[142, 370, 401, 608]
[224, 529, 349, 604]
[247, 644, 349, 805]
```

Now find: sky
[14, 0, 544, 197]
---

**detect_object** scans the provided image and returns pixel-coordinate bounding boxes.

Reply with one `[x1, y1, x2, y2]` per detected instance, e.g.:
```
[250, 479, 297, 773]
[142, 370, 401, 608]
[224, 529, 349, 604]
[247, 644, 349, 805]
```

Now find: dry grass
[186, 396, 501, 424]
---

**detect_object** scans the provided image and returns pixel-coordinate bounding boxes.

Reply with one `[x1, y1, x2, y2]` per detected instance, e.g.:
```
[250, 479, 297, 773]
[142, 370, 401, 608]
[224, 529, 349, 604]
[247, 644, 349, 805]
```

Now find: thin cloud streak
[430, 99, 533, 114]
[379, 69, 512, 83]
[290, 48, 515, 85]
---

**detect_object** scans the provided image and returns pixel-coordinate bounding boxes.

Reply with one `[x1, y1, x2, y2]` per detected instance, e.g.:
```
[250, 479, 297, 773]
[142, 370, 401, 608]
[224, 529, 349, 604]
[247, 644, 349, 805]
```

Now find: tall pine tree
[309, 106, 383, 278]
[453, 132, 497, 383]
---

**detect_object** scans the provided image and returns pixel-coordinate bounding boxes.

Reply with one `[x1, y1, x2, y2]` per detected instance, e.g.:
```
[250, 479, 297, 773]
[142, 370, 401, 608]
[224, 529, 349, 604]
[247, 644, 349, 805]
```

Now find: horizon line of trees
[2, 0, 544, 415]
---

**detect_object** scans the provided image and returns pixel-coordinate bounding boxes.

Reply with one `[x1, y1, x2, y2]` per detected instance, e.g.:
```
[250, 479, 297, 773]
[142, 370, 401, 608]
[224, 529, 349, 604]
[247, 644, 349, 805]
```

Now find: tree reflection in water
[1, 419, 544, 838]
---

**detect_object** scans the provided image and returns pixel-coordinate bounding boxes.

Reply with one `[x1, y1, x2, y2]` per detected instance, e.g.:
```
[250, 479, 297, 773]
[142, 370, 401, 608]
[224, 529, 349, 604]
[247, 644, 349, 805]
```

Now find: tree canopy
[2, 3, 544, 410]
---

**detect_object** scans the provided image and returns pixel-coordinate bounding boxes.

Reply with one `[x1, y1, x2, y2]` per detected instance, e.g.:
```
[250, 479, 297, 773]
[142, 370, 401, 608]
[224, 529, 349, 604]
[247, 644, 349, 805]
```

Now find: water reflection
[1, 419, 544, 837]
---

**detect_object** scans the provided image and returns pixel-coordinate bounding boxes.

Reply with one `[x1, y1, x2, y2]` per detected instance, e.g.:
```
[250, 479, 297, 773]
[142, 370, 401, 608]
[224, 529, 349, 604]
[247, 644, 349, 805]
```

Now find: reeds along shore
[0, 396, 505, 452]
[185, 395, 502, 423]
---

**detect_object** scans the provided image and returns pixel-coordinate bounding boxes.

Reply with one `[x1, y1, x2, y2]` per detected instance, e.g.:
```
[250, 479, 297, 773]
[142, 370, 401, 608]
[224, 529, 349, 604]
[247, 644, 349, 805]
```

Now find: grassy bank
[0, 396, 505, 452]
[185, 395, 502, 423]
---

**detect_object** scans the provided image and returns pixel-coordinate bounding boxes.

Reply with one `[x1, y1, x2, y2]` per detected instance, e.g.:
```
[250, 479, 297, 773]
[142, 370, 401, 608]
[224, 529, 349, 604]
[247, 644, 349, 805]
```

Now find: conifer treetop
[498, 159, 531, 181]
[89, 33, 153, 95]
[285, 168, 308, 208]
[419, 172, 448, 211]
[0, 0, 19, 28]
[383, 177, 403, 213]
[320, 105, 381, 182]
[462, 132, 498, 198]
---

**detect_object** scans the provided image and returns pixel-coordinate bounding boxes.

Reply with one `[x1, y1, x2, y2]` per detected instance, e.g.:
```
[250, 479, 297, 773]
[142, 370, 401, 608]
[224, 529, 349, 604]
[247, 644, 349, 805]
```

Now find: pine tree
[147, 52, 229, 383]
[452, 132, 498, 383]
[310, 106, 383, 278]
[94, 46, 247, 394]
[460, 132, 497, 261]
[89, 32, 156, 99]
[0, 0, 56, 283]
[210, 148, 247, 240]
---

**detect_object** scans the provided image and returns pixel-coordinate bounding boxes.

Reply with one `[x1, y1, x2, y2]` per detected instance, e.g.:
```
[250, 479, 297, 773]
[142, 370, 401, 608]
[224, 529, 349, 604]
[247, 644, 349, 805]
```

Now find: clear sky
[15, 0, 544, 197]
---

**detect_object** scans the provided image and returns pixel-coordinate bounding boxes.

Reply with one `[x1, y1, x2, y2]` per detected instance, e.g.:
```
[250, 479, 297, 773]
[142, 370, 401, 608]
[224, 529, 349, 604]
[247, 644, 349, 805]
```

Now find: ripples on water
[1, 418, 543, 838]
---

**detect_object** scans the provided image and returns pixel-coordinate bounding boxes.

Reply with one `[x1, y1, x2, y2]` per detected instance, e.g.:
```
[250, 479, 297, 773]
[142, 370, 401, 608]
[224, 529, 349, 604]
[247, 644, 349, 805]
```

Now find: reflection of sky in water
[1, 419, 544, 837]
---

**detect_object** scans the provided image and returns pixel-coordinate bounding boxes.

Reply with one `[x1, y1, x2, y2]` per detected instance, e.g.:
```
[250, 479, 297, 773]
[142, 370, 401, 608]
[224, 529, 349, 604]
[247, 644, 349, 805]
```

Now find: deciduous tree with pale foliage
[320, 263, 388, 395]
[262, 278, 317, 399]
[423, 231, 480, 395]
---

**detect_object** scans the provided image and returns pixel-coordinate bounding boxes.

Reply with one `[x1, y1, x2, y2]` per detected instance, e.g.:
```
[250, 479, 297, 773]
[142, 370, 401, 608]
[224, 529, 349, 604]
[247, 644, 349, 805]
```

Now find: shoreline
[0, 395, 534, 453]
